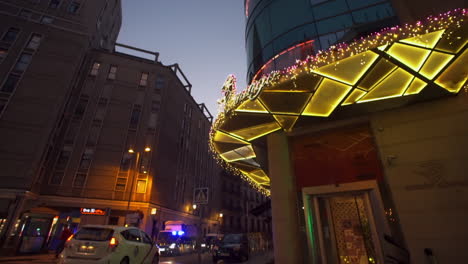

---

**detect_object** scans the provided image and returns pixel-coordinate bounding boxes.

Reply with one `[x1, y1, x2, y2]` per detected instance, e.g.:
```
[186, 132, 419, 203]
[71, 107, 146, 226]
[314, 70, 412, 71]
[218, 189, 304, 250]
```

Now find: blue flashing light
[172, 231, 177, 236]
[177, 231, 185, 236]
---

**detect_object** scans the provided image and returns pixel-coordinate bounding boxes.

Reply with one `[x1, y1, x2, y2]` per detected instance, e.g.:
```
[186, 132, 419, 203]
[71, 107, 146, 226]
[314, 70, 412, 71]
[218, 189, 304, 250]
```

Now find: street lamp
[193, 204, 198, 210]
[124, 147, 151, 226]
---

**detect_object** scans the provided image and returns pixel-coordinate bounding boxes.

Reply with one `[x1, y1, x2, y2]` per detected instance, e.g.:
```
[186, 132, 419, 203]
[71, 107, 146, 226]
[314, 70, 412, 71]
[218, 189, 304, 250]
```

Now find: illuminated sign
[80, 208, 106, 215]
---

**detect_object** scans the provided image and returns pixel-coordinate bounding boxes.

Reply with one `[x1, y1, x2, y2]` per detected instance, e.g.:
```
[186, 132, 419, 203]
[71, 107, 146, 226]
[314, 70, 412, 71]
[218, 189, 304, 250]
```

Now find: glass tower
[245, 0, 398, 83]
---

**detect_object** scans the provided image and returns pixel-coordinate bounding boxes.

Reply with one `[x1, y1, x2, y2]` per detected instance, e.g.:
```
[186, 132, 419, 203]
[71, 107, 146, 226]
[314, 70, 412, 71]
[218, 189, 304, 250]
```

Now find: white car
[58, 225, 159, 264]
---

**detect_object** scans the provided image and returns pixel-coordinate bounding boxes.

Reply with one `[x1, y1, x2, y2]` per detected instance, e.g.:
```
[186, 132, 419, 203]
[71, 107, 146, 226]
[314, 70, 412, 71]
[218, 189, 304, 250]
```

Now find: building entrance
[303, 181, 389, 264]
[316, 192, 379, 264]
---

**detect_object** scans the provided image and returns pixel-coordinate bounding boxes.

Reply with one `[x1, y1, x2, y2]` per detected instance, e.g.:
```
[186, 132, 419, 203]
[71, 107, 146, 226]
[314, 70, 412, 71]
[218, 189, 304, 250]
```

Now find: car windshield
[222, 234, 242, 244]
[74, 227, 114, 241]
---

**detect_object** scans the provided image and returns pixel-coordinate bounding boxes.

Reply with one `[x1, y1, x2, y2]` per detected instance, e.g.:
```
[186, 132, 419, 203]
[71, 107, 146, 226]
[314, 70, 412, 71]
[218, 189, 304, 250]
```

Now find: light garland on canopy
[209, 9, 467, 196]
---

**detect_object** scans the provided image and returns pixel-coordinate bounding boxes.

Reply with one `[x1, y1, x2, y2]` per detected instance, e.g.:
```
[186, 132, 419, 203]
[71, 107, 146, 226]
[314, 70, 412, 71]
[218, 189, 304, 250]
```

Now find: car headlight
[169, 243, 176, 249]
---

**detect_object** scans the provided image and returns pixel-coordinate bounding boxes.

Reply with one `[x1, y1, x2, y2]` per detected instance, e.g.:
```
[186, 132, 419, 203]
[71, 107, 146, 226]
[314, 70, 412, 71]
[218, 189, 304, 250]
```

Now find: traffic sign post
[193, 187, 208, 264]
[193, 187, 209, 205]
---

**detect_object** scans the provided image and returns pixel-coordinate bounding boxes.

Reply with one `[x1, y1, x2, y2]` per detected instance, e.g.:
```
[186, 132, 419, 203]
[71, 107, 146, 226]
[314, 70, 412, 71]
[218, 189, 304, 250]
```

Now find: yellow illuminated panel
[220, 145, 256, 162]
[435, 49, 468, 93]
[213, 130, 249, 145]
[358, 59, 397, 91]
[404, 78, 427, 95]
[236, 99, 269, 113]
[259, 92, 312, 115]
[419, 51, 454, 80]
[312, 51, 379, 85]
[358, 68, 413, 103]
[387, 43, 431, 71]
[230, 122, 282, 141]
[435, 26, 467, 53]
[273, 115, 299, 131]
[400, 30, 445, 49]
[377, 44, 388, 51]
[302, 79, 352, 117]
[342, 89, 367, 105]
[246, 169, 270, 185]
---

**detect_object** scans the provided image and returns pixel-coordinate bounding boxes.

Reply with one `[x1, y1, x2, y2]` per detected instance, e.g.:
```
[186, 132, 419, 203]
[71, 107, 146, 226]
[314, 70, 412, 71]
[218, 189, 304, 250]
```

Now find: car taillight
[109, 237, 118, 250]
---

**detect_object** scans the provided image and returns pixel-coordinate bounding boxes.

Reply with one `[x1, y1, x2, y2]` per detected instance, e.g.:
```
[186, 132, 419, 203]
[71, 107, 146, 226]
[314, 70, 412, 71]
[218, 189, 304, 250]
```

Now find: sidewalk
[0, 253, 56, 264]
[246, 250, 274, 264]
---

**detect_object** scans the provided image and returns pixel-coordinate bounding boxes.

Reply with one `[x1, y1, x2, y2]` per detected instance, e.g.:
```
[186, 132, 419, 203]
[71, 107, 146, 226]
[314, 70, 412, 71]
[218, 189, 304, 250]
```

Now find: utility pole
[197, 205, 203, 264]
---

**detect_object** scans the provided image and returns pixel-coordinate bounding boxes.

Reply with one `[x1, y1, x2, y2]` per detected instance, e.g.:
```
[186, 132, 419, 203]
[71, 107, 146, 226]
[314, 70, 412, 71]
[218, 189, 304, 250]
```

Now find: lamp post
[217, 213, 223, 235]
[124, 147, 150, 226]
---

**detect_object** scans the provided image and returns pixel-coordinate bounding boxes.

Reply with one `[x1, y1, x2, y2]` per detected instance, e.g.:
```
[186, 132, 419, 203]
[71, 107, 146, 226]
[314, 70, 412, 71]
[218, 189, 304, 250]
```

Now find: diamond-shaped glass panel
[259, 92, 312, 114]
[302, 79, 352, 117]
[435, 49, 468, 93]
[400, 30, 444, 49]
[213, 130, 249, 145]
[358, 68, 413, 103]
[404, 77, 426, 95]
[236, 99, 269, 113]
[419, 51, 454, 80]
[220, 145, 256, 162]
[387, 43, 431, 71]
[358, 58, 397, 91]
[313, 51, 379, 85]
[230, 121, 282, 141]
[435, 25, 468, 53]
[342, 89, 367, 105]
[273, 115, 299, 131]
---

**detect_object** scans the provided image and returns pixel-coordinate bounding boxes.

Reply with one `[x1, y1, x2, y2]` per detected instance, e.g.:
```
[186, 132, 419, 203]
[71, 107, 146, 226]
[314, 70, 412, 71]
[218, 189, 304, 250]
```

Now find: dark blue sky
[117, 0, 248, 116]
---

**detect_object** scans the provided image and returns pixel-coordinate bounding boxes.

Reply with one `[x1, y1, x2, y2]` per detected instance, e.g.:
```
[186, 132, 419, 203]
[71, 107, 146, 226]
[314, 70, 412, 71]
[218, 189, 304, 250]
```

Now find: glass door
[317, 193, 379, 264]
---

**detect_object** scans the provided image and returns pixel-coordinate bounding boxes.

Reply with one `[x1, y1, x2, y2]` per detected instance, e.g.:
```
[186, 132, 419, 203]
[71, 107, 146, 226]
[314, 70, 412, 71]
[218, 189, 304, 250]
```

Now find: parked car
[58, 225, 159, 264]
[212, 233, 249, 263]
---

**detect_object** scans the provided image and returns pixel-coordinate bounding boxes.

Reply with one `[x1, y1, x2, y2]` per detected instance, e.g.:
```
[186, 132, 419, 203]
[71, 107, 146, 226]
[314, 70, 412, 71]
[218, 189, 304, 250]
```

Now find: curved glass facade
[245, 0, 399, 83]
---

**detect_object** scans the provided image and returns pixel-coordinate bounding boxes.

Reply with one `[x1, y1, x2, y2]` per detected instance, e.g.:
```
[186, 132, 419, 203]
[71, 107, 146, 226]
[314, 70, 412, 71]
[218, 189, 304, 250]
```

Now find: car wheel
[120, 257, 129, 264]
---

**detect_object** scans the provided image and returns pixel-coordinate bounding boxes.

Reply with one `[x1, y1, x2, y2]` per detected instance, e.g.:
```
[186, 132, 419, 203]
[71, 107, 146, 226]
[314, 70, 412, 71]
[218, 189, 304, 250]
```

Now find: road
[0, 251, 273, 264]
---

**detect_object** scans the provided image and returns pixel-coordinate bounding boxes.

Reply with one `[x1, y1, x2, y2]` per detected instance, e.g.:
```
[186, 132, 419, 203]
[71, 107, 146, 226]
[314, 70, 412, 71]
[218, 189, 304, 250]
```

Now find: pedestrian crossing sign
[193, 187, 209, 204]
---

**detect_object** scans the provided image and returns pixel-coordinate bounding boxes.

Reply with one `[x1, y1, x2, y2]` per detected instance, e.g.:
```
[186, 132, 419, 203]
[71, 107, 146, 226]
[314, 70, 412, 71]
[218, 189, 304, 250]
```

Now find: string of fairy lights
[209, 8, 467, 196]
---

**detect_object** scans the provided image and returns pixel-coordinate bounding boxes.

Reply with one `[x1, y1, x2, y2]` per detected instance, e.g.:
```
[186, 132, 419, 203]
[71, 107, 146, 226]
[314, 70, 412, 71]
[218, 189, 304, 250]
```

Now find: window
[87, 124, 100, 146]
[0, 99, 7, 113]
[13, 53, 32, 73]
[73, 173, 87, 187]
[120, 153, 132, 172]
[94, 101, 107, 121]
[90, 62, 100, 76]
[49, 0, 61, 8]
[0, 48, 7, 63]
[155, 75, 165, 90]
[136, 180, 147, 193]
[56, 145, 72, 169]
[74, 97, 88, 118]
[151, 101, 160, 112]
[79, 148, 94, 170]
[65, 120, 80, 143]
[141, 232, 152, 244]
[50, 171, 64, 185]
[139, 72, 149, 86]
[121, 229, 141, 242]
[68, 1, 81, 14]
[129, 107, 141, 129]
[41, 16, 54, 24]
[19, 9, 33, 19]
[1, 74, 20, 93]
[107, 65, 117, 80]
[1, 28, 20, 43]
[26, 34, 42, 50]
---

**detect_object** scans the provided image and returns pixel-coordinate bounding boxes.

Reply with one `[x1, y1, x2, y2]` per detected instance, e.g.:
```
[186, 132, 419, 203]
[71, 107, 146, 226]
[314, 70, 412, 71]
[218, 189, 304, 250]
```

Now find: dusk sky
[117, 0, 248, 116]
